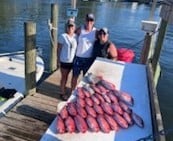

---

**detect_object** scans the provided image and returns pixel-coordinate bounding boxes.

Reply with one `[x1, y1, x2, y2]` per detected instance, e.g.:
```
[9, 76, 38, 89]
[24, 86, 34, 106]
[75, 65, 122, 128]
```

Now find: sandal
[61, 94, 69, 101]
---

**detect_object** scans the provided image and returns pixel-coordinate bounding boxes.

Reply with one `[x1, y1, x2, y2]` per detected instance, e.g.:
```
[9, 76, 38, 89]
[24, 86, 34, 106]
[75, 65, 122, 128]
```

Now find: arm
[57, 43, 62, 67]
[75, 26, 81, 36]
[57, 34, 64, 64]
[107, 43, 118, 61]
[92, 40, 98, 60]
[95, 29, 99, 40]
[75, 26, 81, 45]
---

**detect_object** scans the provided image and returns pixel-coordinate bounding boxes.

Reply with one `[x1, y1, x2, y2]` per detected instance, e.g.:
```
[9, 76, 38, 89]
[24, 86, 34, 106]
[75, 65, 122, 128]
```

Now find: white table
[40, 57, 152, 141]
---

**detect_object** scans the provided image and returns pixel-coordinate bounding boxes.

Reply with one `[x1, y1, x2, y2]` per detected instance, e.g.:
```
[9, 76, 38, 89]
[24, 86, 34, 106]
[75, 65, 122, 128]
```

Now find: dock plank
[0, 111, 48, 133]
[10, 97, 56, 124]
[0, 69, 83, 141]
[0, 70, 65, 141]
[0, 122, 40, 141]
[0, 132, 27, 141]
[19, 96, 57, 113]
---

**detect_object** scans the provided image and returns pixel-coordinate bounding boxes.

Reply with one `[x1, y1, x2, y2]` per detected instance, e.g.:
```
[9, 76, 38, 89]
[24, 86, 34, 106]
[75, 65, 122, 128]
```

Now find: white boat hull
[0, 54, 44, 117]
[0, 54, 44, 93]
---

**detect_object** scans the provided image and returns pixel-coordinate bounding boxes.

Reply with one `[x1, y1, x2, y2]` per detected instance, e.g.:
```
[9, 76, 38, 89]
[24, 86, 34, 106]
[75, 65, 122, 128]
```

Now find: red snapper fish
[65, 116, 76, 133]
[97, 114, 111, 133]
[132, 112, 144, 128]
[86, 115, 100, 132]
[85, 72, 102, 84]
[112, 90, 134, 106]
[74, 115, 88, 133]
[99, 79, 116, 90]
[56, 114, 65, 134]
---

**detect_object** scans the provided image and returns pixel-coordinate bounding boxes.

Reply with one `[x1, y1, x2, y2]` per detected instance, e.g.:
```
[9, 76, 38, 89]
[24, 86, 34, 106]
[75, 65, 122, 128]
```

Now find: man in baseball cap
[86, 13, 95, 21]
[71, 13, 97, 91]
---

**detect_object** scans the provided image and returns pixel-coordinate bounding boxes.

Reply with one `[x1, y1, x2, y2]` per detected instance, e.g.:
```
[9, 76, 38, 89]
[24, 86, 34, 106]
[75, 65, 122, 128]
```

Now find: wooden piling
[49, 4, 58, 72]
[140, 33, 152, 64]
[146, 62, 166, 141]
[71, 0, 77, 20]
[152, 19, 168, 76]
[71, 0, 77, 9]
[151, 3, 173, 86]
[24, 22, 37, 95]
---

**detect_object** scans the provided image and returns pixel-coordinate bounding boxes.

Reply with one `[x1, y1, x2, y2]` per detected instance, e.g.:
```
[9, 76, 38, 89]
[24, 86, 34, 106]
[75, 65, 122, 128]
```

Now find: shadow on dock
[0, 69, 77, 141]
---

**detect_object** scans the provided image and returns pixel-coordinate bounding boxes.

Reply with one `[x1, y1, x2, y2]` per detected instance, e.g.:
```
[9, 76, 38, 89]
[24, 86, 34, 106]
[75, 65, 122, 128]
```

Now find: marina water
[0, 0, 173, 139]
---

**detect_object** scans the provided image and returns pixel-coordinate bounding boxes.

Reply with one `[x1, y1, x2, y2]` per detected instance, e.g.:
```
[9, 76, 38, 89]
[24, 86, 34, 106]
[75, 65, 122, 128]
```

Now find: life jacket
[0, 87, 17, 99]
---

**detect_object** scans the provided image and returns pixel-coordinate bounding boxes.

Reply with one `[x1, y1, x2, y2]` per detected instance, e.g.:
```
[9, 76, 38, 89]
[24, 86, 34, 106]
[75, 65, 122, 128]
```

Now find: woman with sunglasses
[92, 27, 118, 61]
[58, 19, 77, 100]
[71, 13, 97, 91]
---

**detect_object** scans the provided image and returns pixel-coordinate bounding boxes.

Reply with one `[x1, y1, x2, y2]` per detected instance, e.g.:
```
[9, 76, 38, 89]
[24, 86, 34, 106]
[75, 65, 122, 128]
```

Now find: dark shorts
[73, 56, 94, 76]
[60, 62, 73, 70]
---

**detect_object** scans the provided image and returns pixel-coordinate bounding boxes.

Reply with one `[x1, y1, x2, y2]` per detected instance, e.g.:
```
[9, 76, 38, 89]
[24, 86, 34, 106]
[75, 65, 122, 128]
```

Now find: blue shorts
[73, 56, 94, 76]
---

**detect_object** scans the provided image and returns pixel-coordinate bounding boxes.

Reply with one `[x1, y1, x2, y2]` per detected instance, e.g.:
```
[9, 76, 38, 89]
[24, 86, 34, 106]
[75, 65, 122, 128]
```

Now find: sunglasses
[99, 32, 106, 35]
[68, 25, 74, 28]
[86, 19, 94, 22]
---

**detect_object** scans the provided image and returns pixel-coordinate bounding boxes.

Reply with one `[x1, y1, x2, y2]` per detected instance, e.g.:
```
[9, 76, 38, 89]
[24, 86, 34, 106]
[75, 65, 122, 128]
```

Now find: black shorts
[60, 62, 73, 70]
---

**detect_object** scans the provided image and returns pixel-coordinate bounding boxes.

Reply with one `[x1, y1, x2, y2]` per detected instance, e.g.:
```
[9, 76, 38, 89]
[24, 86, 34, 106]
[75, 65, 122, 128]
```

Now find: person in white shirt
[71, 13, 97, 91]
[58, 19, 77, 100]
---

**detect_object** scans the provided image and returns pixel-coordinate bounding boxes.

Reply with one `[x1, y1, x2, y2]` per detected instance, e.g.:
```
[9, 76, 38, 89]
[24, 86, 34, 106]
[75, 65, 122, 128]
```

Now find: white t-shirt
[76, 26, 96, 58]
[58, 33, 77, 63]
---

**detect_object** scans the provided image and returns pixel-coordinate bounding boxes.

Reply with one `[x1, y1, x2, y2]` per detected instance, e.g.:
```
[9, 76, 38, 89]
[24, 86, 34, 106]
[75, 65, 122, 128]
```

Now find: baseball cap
[67, 19, 75, 26]
[99, 27, 109, 34]
[86, 13, 95, 21]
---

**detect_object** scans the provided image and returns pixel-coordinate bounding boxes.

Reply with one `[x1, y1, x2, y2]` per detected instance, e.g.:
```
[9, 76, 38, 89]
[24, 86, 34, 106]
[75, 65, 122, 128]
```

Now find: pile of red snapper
[56, 73, 144, 134]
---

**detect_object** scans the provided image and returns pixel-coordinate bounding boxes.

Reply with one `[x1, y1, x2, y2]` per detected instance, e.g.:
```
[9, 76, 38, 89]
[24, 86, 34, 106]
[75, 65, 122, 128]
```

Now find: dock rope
[48, 19, 57, 47]
[129, 28, 159, 50]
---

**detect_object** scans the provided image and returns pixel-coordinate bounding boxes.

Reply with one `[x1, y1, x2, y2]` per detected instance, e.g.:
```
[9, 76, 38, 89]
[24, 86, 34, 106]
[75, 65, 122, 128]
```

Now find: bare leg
[60, 67, 71, 95]
[71, 75, 78, 92]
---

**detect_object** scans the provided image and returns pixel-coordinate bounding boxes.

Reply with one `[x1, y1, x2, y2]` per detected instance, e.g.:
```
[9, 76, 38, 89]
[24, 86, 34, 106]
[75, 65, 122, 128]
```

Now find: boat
[0, 52, 44, 117]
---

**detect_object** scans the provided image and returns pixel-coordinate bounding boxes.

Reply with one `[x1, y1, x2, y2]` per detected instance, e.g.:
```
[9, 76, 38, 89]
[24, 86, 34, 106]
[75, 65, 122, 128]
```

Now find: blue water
[0, 0, 173, 139]
[0, 0, 161, 68]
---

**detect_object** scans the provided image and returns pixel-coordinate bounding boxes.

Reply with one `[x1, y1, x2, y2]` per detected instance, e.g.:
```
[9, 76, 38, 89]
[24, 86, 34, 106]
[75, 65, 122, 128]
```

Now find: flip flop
[61, 94, 69, 101]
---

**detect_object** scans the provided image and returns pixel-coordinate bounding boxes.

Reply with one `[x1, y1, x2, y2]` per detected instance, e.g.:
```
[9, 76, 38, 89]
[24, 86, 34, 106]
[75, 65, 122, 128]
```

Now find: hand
[57, 61, 60, 68]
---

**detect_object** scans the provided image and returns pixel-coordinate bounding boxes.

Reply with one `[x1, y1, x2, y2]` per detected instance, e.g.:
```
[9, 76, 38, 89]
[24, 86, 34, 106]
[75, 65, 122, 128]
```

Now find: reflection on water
[157, 24, 173, 140]
[0, 0, 173, 139]
[157, 71, 173, 140]
[160, 24, 173, 70]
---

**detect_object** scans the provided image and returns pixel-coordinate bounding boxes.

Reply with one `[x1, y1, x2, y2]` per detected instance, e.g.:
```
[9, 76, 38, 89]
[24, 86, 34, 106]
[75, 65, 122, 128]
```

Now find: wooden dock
[0, 69, 80, 141]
